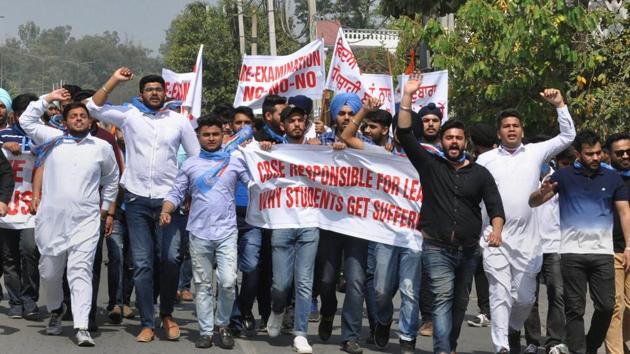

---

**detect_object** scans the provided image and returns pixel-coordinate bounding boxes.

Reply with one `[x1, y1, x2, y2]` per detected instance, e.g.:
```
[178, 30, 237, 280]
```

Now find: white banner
[399, 70, 449, 119]
[162, 68, 194, 102]
[242, 144, 423, 250]
[360, 74, 395, 114]
[325, 28, 363, 93]
[234, 40, 326, 108]
[182, 45, 203, 121]
[0, 149, 35, 229]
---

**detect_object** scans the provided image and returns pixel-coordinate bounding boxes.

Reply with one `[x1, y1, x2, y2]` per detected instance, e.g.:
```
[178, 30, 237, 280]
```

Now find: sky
[0, 0, 217, 56]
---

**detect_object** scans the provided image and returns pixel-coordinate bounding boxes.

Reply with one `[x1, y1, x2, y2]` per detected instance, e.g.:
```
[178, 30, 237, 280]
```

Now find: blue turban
[0, 88, 12, 113]
[329, 93, 362, 124]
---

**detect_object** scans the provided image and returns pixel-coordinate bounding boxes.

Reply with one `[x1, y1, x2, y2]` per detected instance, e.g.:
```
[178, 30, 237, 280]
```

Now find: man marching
[19, 88, 119, 347]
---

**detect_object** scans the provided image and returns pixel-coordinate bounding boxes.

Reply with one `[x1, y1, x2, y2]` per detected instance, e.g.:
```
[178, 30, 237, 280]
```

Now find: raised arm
[396, 72, 432, 170]
[340, 96, 381, 150]
[533, 89, 576, 161]
[19, 90, 66, 144]
[86, 67, 135, 127]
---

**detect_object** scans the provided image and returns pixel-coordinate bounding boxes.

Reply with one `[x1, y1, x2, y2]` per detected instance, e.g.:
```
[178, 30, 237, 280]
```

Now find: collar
[498, 143, 525, 155]
[572, 160, 604, 176]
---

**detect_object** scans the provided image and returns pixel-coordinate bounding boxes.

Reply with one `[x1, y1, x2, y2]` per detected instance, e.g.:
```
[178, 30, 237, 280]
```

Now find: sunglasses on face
[613, 149, 630, 158]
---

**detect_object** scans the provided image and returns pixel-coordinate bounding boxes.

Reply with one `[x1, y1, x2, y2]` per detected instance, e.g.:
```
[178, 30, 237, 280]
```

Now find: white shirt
[20, 98, 119, 256]
[477, 106, 575, 272]
[86, 99, 200, 199]
[536, 170, 561, 254]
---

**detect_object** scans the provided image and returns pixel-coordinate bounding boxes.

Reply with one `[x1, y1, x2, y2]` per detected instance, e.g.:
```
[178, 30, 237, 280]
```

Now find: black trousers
[524, 253, 565, 349]
[0, 228, 39, 309]
[561, 253, 615, 354]
[473, 259, 490, 316]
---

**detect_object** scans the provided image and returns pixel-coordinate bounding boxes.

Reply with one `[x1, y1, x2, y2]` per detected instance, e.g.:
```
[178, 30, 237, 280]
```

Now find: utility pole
[251, 9, 258, 55]
[308, 0, 317, 41]
[237, 0, 246, 56]
[266, 0, 277, 56]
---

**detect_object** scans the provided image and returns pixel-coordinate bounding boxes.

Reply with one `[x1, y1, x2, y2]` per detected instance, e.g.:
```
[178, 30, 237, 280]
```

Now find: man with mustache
[87, 67, 200, 343]
[397, 72, 505, 354]
[476, 90, 575, 354]
[530, 130, 630, 354]
[604, 133, 630, 354]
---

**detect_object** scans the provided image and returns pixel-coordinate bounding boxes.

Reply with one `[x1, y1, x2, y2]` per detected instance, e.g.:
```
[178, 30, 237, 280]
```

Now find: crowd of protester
[0, 68, 628, 354]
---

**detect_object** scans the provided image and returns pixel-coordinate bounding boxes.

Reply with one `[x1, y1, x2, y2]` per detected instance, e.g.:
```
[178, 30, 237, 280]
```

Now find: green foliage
[162, 2, 240, 110]
[0, 21, 161, 103]
[381, 0, 467, 18]
[161, 1, 300, 110]
[568, 8, 630, 135]
[393, 0, 618, 135]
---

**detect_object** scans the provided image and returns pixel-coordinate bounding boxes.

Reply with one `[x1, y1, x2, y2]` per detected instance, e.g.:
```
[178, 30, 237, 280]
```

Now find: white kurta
[477, 106, 575, 273]
[536, 170, 561, 254]
[19, 98, 119, 256]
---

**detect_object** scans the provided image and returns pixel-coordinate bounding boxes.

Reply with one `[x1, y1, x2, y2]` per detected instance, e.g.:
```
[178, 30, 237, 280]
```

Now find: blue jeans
[190, 233, 238, 336]
[317, 230, 367, 342]
[177, 215, 192, 292]
[106, 218, 134, 308]
[125, 190, 183, 328]
[271, 227, 319, 336]
[373, 242, 422, 341]
[423, 243, 480, 353]
[365, 242, 378, 333]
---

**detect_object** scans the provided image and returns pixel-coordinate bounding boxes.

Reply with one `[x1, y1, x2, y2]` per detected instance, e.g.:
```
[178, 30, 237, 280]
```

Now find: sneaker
[400, 338, 416, 354]
[108, 305, 122, 324]
[293, 335, 313, 354]
[318, 316, 334, 341]
[373, 320, 392, 349]
[548, 344, 569, 354]
[257, 320, 268, 333]
[419, 321, 433, 336]
[497, 349, 509, 354]
[75, 329, 95, 347]
[467, 313, 490, 327]
[46, 303, 66, 335]
[342, 340, 363, 354]
[195, 334, 213, 348]
[524, 344, 538, 354]
[23, 304, 40, 320]
[8, 305, 23, 319]
[267, 311, 284, 338]
[243, 314, 256, 334]
[217, 326, 235, 349]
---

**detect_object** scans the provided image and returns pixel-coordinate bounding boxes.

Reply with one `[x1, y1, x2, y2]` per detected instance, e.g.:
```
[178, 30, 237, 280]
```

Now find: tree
[393, 0, 607, 134]
[381, 0, 467, 18]
[0, 21, 161, 103]
[568, 4, 630, 134]
[161, 1, 301, 110]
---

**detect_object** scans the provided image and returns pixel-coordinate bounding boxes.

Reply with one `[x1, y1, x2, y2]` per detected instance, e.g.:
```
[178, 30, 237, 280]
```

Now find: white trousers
[39, 244, 96, 329]
[485, 261, 538, 352]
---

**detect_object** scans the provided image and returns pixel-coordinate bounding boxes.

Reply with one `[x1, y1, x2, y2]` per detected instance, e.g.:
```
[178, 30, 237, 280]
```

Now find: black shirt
[613, 175, 630, 253]
[397, 127, 505, 248]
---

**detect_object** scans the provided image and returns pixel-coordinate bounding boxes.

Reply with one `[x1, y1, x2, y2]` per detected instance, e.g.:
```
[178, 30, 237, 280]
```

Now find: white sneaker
[293, 335, 313, 354]
[75, 329, 95, 347]
[548, 344, 569, 354]
[467, 313, 490, 327]
[524, 344, 538, 354]
[267, 310, 285, 338]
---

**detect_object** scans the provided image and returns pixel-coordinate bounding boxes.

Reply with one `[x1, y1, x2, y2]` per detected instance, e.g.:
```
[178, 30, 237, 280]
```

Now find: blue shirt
[0, 125, 34, 153]
[550, 164, 629, 254]
[165, 151, 251, 241]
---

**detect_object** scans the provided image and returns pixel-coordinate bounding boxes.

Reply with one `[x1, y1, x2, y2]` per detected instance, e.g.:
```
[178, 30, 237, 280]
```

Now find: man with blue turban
[319, 93, 362, 145]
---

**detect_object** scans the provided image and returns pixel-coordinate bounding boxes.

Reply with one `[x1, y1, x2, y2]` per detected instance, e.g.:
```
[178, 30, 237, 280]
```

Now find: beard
[445, 146, 464, 161]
